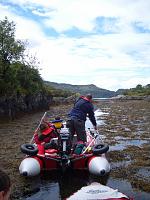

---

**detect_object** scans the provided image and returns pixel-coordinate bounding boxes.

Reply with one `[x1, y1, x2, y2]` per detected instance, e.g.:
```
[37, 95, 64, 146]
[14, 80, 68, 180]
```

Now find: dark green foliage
[0, 17, 25, 77]
[0, 17, 70, 98]
[11, 62, 43, 95]
[0, 17, 26, 95]
[123, 84, 150, 96]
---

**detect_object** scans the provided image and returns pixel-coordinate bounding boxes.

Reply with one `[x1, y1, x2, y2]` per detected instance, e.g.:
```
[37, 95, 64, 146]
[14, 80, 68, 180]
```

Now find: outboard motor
[59, 128, 70, 153]
[59, 128, 71, 170]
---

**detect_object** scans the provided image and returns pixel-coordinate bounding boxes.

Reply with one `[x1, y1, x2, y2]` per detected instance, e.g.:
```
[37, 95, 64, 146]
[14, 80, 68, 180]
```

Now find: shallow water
[0, 101, 150, 199]
[85, 109, 107, 128]
[107, 178, 150, 200]
[109, 139, 148, 151]
[21, 171, 150, 200]
[137, 168, 150, 181]
[21, 171, 91, 200]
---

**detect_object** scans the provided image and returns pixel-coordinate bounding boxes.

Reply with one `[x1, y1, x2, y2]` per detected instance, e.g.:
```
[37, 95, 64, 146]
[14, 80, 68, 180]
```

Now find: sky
[0, 0, 150, 91]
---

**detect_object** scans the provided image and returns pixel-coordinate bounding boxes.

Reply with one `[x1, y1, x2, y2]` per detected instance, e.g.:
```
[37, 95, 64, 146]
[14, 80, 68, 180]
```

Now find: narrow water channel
[0, 101, 149, 199]
[21, 108, 150, 200]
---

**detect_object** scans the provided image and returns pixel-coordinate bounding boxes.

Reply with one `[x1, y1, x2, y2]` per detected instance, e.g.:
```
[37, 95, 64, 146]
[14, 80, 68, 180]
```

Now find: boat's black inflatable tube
[93, 144, 109, 155]
[21, 144, 38, 156]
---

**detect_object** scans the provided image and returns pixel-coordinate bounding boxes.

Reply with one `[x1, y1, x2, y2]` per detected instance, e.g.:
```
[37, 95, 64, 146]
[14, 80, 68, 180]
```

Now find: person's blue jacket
[68, 96, 97, 126]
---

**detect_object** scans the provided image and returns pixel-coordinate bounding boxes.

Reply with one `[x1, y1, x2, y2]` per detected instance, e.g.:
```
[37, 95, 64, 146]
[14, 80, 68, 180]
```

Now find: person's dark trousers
[67, 118, 87, 146]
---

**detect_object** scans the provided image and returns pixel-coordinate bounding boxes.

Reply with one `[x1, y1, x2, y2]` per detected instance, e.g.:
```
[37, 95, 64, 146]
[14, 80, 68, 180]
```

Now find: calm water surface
[22, 170, 150, 200]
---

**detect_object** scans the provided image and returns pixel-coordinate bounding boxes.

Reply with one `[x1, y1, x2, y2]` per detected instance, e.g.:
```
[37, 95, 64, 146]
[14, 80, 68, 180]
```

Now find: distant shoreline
[93, 95, 150, 102]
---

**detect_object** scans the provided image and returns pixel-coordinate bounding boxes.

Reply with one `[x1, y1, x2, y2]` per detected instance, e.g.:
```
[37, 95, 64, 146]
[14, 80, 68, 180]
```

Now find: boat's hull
[19, 150, 110, 177]
[19, 128, 110, 177]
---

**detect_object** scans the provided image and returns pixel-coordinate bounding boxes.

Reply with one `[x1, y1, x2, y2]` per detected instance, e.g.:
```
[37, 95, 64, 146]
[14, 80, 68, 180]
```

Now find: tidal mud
[97, 100, 150, 195]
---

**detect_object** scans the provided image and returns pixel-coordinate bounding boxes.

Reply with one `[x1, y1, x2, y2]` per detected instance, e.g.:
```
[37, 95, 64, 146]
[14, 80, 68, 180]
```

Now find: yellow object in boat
[54, 122, 63, 129]
[52, 119, 63, 129]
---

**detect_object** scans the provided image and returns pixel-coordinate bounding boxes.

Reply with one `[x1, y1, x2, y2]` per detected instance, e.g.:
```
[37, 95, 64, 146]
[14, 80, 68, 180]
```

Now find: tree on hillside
[0, 17, 25, 79]
[135, 84, 143, 90]
[11, 62, 43, 95]
[0, 17, 72, 98]
[0, 17, 44, 96]
[123, 84, 150, 96]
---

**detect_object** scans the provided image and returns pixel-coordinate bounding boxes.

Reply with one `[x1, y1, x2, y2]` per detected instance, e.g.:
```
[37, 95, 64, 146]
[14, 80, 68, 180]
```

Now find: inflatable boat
[19, 125, 110, 177]
[66, 182, 133, 200]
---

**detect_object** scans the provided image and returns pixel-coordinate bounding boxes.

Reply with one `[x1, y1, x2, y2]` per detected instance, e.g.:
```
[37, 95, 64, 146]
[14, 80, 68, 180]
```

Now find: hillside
[115, 89, 128, 96]
[45, 81, 116, 98]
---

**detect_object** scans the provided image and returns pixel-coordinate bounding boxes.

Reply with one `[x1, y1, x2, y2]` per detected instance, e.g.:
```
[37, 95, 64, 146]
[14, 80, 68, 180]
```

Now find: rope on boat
[82, 129, 104, 154]
[29, 111, 47, 144]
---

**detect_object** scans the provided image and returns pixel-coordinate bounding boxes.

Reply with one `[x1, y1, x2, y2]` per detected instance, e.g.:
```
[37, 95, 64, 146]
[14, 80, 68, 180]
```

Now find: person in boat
[0, 170, 11, 200]
[67, 94, 97, 150]
[34, 122, 58, 149]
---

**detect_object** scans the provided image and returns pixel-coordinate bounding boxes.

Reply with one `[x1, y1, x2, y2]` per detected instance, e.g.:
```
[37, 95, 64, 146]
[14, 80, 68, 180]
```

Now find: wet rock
[0, 93, 53, 120]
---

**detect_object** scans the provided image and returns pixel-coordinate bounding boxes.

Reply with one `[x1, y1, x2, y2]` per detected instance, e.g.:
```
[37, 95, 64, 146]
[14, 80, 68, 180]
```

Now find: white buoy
[19, 157, 42, 176]
[88, 156, 110, 176]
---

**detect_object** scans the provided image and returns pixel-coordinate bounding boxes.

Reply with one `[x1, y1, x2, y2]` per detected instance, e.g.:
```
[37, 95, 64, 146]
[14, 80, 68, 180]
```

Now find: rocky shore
[110, 95, 150, 101]
[0, 94, 77, 121]
[0, 93, 53, 120]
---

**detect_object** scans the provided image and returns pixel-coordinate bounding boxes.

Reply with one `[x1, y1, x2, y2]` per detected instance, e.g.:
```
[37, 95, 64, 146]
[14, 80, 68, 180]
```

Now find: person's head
[39, 123, 53, 135]
[40, 123, 49, 132]
[86, 94, 93, 101]
[55, 117, 60, 120]
[0, 170, 11, 200]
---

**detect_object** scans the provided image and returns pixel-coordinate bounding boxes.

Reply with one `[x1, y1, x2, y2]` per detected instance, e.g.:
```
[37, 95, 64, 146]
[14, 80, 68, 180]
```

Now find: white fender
[88, 156, 110, 176]
[19, 157, 42, 176]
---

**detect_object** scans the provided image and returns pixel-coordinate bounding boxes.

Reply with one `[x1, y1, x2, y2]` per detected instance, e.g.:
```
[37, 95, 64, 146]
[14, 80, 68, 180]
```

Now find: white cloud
[0, 0, 150, 91]
[42, 0, 150, 33]
[4, 0, 150, 32]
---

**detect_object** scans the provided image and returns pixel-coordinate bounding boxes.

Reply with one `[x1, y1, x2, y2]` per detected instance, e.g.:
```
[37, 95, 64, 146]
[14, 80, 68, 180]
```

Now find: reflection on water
[111, 160, 130, 169]
[22, 170, 108, 200]
[107, 178, 150, 200]
[22, 170, 150, 200]
[137, 168, 150, 181]
[85, 109, 107, 129]
[24, 182, 60, 200]
[109, 139, 148, 151]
